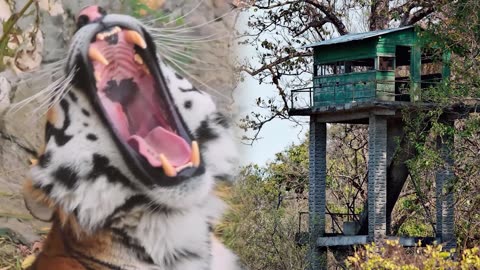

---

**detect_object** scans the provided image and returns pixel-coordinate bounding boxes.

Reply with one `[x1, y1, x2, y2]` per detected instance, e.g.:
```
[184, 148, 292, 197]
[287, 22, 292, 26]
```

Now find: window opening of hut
[335, 61, 345, 74]
[379, 56, 395, 71]
[317, 59, 374, 77]
[346, 58, 375, 73]
[395, 46, 411, 101]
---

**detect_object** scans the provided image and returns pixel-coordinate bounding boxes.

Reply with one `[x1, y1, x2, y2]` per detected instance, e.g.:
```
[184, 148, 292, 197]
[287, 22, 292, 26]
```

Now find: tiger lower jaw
[67, 16, 206, 186]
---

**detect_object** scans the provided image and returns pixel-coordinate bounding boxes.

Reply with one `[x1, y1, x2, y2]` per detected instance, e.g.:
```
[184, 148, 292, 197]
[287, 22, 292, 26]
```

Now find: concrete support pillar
[436, 134, 456, 250]
[368, 115, 387, 242]
[385, 120, 403, 234]
[308, 117, 327, 269]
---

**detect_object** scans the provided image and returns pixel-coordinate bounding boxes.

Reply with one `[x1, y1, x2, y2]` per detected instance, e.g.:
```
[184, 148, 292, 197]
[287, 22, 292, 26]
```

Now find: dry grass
[0, 236, 26, 270]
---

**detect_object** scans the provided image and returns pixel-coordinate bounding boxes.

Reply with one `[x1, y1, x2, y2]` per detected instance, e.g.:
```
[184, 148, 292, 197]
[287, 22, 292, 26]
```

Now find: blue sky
[234, 76, 307, 166]
[233, 12, 308, 166]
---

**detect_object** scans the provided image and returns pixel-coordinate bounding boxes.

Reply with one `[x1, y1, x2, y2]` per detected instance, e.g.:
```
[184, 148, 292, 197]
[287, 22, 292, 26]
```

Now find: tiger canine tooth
[124, 30, 147, 49]
[134, 54, 143, 65]
[88, 47, 109, 65]
[94, 71, 101, 81]
[159, 154, 177, 177]
[191, 141, 200, 167]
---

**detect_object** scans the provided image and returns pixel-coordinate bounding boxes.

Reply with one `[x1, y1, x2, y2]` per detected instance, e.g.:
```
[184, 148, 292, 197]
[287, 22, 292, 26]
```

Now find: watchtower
[290, 26, 455, 269]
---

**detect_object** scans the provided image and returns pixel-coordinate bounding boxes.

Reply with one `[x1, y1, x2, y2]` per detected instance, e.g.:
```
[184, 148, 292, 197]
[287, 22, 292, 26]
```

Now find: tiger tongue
[128, 127, 191, 167]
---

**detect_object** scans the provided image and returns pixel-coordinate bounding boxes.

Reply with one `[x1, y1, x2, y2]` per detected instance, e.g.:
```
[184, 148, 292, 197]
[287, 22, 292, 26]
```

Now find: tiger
[21, 5, 242, 270]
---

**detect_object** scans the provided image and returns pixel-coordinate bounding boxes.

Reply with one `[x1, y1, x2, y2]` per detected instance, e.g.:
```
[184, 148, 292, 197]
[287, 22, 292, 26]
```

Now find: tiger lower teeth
[176, 162, 193, 172]
[191, 141, 200, 167]
[159, 154, 177, 177]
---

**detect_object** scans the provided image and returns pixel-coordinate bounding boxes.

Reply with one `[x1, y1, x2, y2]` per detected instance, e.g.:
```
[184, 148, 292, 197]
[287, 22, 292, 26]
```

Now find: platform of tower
[289, 26, 460, 269]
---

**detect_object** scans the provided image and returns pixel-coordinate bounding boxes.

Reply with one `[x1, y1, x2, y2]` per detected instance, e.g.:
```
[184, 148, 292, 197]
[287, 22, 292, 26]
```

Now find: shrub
[346, 240, 480, 269]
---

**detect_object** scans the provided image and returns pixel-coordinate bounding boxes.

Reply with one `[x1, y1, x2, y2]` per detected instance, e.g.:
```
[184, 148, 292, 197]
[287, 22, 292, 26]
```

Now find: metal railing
[289, 87, 314, 110]
[289, 78, 442, 112]
[295, 210, 361, 241]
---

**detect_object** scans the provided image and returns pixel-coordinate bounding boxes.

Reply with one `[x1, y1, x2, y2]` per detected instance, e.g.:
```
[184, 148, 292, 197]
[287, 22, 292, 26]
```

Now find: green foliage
[347, 240, 480, 270]
[222, 131, 369, 268]
[398, 219, 433, 237]
[219, 137, 312, 269]
[221, 164, 308, 270]
[326, 124, 368, 216]
[401, 0, 480, 250]
[0, 0, 37, 71]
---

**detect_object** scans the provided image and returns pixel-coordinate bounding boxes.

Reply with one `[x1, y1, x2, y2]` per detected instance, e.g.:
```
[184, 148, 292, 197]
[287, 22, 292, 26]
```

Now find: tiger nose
[76, 5, 107, 29]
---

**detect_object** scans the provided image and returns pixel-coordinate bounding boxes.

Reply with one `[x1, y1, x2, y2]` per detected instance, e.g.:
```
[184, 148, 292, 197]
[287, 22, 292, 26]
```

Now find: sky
[232, 11, 308, 166]
[233, 76, 307, 166]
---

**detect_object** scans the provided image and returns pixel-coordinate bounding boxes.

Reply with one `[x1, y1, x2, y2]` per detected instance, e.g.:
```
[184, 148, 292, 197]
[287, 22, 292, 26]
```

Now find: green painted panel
[314, 28, 418, 64]
[314, 39, 377, 64]
[376, 29, 417, 55]
[313, 71, 376, 107]
[376, 71, 395, 101]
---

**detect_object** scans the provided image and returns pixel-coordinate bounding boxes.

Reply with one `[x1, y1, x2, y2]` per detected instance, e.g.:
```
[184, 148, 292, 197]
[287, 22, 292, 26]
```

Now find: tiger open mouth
[68, 12, 203, 183]
[89, 27, 199, 177]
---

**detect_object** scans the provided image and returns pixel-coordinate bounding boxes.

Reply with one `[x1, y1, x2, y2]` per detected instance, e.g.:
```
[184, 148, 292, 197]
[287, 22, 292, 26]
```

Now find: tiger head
[25, 5, 237, 233]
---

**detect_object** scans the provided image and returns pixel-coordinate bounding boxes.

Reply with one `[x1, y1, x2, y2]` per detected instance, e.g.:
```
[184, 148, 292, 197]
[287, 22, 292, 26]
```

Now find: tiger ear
[23, 180, 54, 222]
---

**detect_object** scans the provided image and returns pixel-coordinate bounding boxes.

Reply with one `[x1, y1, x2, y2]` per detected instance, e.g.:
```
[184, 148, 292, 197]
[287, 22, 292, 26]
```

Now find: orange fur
[30, 214, 121, 270]
[23, 180, 56, 210]
[46, 107, 57, 125]
[24, 181, 119, 269]
[31, 220, 86, 270]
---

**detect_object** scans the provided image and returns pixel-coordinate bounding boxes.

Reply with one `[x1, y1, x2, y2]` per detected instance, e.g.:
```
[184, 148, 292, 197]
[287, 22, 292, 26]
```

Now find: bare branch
[403, 6, 435, 26]
[240, 51, 312, 77]
[304, 0, 349, 35]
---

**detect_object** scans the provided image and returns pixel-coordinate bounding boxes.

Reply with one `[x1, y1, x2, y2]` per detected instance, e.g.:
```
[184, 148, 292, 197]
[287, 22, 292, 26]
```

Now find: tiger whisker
[8, 72, 66, 114]
[164, 0, 205, 26]
[143, 8, 236, 34]
[31, 69, 76, 117]
[157, 46, 219, 66]
[9, 58, 68, 114]
[18, 61, 65, 83]
[141, 0, 205, 26]
[39, 69, 76, 113]
[155, 48, 228, 71]
[152, 32, 232, 43]
[160, 52, 231, 100]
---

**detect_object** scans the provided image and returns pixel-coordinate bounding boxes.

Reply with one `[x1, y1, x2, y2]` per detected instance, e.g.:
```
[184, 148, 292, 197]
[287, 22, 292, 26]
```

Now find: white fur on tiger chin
[29, 55, 242, 269]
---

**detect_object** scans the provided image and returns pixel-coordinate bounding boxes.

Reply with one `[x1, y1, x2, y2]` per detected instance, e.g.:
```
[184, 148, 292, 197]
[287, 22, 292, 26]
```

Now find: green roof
[307, 26, 414, 48]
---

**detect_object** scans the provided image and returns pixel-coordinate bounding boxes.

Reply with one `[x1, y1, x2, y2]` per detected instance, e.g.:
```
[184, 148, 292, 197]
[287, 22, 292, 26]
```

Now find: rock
[0, 219, 44, 245]
[0, 76, 10, 116]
